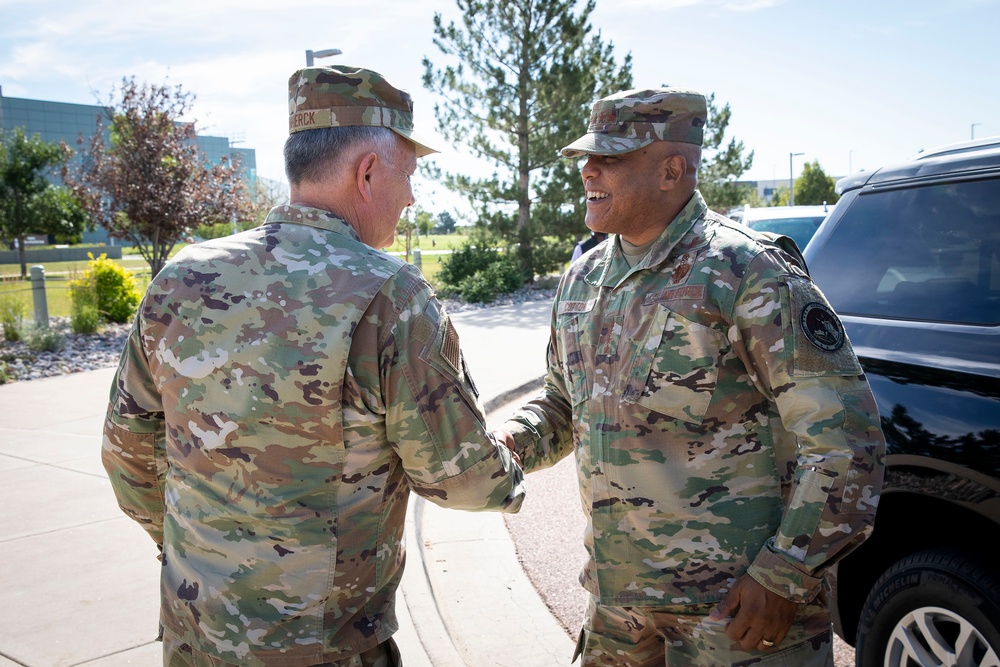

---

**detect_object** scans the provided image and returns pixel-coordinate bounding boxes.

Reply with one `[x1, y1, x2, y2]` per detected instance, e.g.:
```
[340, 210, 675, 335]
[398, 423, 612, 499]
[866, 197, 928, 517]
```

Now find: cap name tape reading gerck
[801, 302, 845, 351]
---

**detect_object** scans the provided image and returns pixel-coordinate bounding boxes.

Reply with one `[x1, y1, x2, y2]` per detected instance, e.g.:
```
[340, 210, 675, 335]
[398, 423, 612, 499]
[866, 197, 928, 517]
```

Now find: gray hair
[284, 126, 398, 185]
[673, 141, 702, 173]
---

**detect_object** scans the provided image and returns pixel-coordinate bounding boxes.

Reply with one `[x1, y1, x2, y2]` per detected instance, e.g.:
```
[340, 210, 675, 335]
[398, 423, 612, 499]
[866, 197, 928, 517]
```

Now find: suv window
[810, 177, 1000, 325]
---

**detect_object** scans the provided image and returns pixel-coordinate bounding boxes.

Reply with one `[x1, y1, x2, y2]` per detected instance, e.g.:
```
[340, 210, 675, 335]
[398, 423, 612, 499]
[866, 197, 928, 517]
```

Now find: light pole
[305, 48, 342, 66]
[789, 152, 803, 206]
[971, 123, 982, 140]
[849, 149, 857, 174]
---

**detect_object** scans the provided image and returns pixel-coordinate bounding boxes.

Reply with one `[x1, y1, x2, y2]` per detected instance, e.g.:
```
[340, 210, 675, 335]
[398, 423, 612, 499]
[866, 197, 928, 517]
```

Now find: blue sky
[2, 0, 998, 217]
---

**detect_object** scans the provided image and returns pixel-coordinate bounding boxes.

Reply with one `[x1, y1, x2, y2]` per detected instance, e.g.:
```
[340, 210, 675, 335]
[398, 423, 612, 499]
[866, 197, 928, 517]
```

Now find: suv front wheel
[856, 549, 1000, 666]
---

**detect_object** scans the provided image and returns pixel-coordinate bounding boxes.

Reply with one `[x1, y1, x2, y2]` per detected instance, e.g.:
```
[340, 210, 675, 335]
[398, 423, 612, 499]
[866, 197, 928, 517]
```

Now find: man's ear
[355, 151, 378, 203]
[661, 153, 688, 191]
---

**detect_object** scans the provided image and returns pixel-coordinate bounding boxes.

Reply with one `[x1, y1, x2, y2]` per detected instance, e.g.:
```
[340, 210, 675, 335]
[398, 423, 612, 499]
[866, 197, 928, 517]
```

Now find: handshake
[492, 429, 520, 466]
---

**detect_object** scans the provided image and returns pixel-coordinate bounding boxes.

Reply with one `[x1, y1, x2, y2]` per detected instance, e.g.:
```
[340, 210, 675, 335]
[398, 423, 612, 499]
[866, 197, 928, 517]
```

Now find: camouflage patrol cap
[288, 65, 438, 157]
[560, 87, 707, 157]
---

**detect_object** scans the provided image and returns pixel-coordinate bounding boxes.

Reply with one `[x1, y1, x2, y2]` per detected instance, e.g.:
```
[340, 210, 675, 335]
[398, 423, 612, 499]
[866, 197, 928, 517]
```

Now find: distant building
[0, 85, 257, 245]
[734, 177, 843, 206]
[729, 178, 786, 206]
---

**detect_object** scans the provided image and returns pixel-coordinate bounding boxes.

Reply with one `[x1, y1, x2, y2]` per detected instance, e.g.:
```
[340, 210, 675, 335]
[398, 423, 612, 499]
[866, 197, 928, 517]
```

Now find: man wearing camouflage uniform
[496, 88, 884, 666]
[102, 65, 525, 667]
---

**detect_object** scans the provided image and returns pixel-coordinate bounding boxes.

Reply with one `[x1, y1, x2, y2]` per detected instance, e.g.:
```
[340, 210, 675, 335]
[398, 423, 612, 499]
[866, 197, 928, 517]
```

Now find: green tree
[414, 207, 435, 236]
[769, 186, 790, 207]
[697, 94, 755, 214]
[26, 184, 89, 245]
[0, 128, 87, 277]
[423, 0, 632, 279]
[434, 211, 458, 234]
[64, 77, 253, 276]
[794, 160, 839, 205]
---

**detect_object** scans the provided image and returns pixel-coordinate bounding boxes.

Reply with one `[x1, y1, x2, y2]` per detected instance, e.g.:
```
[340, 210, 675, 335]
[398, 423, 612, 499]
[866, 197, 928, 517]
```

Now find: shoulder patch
[800, 302, 845, 352]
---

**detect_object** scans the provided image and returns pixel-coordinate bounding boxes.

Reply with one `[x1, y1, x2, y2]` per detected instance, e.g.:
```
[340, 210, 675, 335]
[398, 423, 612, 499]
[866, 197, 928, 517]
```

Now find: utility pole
[789, 152, 803, 206]
[305, 48, 342, 67]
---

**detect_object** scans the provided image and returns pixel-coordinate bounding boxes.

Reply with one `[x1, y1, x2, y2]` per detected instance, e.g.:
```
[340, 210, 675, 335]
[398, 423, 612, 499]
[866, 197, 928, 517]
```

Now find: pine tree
[423, 0, 632, 278]
[697, 94, 755, 214]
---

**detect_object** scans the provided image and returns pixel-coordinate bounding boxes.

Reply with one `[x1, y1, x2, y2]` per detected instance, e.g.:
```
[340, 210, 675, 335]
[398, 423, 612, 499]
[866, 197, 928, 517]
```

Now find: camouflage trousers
[574, 597, 832, 667]
[162, 632, 401, 667]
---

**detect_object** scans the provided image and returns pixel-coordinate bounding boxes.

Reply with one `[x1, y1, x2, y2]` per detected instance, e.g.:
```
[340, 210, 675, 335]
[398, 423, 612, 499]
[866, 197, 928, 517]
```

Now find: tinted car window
[747, 217, 824, 250]
[809, 177, 1000, 325]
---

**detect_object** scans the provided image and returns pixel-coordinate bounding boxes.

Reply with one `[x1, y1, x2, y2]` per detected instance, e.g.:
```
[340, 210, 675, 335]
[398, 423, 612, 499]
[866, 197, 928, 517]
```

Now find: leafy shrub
[1, 295, 26, 342]
[484, 257, 527, 294]
[457, 271, 496, 304]
[74, 253, 141, 324]
[527, 236, 573, 277]
[457, 256, 527, 304]
[26, 325, 64, 353]
[0, 360, 9, 384]
[438, 243, 502, 289]
[69, 279, 101, 334]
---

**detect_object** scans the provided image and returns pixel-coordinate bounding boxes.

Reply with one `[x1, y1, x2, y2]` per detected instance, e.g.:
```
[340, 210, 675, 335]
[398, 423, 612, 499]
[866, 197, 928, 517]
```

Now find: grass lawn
[1, 250, 159, 320]
[1, 236, 457, 319]
[0, 271, 152, 321]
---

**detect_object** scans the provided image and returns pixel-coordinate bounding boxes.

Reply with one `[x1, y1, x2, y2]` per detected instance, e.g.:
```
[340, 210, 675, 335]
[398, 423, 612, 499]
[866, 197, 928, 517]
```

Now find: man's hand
[492, 429, 520, 467]
[709, 574, 799, 651]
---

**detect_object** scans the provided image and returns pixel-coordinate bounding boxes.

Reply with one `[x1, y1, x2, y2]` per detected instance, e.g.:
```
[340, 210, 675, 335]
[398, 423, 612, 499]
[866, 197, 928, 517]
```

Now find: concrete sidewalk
[0, 300, 571, 666]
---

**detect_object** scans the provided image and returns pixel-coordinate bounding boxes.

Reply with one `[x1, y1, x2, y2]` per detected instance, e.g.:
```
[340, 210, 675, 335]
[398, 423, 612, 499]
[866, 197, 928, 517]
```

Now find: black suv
[803, 137, 1000, 666]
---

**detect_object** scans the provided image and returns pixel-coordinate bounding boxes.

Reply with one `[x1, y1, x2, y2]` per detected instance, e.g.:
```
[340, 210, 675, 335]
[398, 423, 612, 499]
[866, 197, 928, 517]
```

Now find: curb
[397, 380, 576, 667]
[482, 377, 545, 415]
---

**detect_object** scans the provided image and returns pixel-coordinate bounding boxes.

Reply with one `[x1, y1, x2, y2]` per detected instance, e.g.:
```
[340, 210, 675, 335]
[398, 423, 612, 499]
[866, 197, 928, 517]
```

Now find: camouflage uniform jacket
[504, 191, 884, 608]
[102, 204, 524, 666]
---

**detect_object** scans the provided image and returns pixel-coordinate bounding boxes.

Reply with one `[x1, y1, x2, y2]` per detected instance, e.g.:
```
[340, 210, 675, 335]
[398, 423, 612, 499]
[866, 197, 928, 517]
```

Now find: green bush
[1, 295, 26, 342]
[457, 271, 496, 304]
[69, 280, 101, 334]
[487, 257, 527, 294]
[438, 243, 501, 288]
[75, 253, 141, 324]
[26, 325, 64, 353]
[457, 256, 527, 304]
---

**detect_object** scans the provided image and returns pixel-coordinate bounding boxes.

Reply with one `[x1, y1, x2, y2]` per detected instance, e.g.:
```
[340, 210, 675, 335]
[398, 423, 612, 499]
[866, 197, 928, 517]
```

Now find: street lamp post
[789, 152, 803, 206]
[972, 123, 982, 140]
[305, 48, 343, 66]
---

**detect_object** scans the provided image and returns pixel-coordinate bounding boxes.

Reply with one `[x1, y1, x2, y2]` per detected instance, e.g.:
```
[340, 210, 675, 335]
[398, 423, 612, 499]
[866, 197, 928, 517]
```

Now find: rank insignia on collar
[801, 302, 845, 351]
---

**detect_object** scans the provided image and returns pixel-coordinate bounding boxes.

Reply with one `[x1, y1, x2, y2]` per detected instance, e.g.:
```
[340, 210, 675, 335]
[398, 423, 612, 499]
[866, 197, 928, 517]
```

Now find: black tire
[856, 548, 1000, 667]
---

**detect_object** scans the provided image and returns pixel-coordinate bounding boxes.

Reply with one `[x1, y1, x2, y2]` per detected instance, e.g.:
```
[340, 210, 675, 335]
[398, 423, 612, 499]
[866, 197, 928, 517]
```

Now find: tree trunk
[517, 11, 533, 281]
[149, 228, 165, 278]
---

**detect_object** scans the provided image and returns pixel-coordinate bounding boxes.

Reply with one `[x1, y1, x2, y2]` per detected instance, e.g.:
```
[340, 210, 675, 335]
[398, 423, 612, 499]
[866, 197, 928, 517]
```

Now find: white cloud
[606, 0, 784, 9]
[723, 0, 785, 10]
[4, 0, 999, 192]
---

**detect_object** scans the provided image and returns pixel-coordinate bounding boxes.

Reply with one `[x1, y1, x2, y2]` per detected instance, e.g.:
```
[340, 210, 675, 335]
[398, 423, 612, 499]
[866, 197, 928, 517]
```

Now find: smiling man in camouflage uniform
[102, 65, 525, 667]
[496, 88, 885, 666]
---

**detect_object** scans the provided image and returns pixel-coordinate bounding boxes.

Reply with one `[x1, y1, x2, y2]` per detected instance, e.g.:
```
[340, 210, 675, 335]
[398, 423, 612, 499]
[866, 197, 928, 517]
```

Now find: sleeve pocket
[556, 312, 590, 408]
